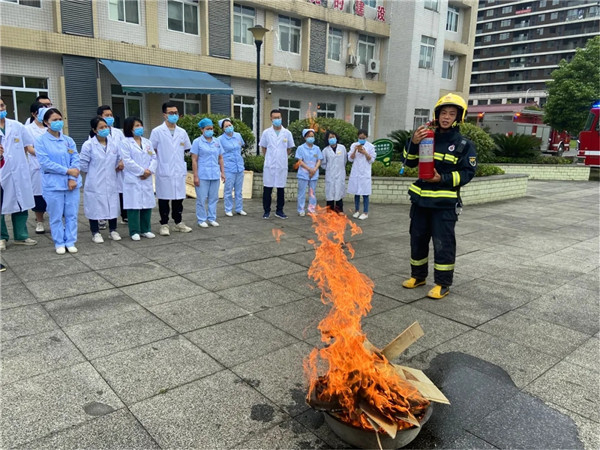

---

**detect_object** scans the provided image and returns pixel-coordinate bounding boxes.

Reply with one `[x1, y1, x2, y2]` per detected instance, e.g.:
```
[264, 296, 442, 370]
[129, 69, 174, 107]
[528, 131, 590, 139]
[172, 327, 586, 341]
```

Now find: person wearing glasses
[24, 94, 52, 125]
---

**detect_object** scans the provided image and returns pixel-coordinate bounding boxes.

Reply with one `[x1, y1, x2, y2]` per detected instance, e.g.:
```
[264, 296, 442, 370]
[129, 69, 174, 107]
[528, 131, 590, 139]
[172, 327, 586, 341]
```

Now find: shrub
[476, 164, 505, 177]
[178, 113, 255, 155]
[459, 122, 495, 163]
[244, 154, 265, 172]
[492, 133, 542, 159]
[388, 129, 412, 160]
[288, 118, 358, 151]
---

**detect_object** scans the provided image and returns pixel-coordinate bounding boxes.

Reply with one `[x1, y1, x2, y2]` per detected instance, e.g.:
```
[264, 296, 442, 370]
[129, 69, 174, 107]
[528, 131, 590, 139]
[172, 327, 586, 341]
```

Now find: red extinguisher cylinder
[418, 128, 435, 180]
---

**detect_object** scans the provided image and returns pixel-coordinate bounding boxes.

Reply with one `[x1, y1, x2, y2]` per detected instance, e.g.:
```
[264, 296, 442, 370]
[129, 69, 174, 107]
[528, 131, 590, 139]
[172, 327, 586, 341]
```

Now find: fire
[272, 228, 285, 243]
[304, 207, 429, 432]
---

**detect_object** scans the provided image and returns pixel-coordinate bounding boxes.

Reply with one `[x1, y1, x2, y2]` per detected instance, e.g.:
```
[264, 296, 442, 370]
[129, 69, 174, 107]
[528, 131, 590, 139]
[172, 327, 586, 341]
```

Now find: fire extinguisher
[418, 124, 435, 180]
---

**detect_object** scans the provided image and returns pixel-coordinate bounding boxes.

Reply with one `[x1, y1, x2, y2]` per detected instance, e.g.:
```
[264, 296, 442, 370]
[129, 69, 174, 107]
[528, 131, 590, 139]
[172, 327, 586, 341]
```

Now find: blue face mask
[133, 127, 144, 136]
[224, 125, 234, 135]
[272, 119, 282, 127]
[204, 130, 214, 138]
[0, 110, 7, 119]
[50, 120, 64, 132]
[306, 137, 315, 144]
[167, 114, 179, 124]
[104, 117, 115, 127]
[358, 138, 367, 145]
[97, 128, 110, 138]
[329, 138, 337, 146]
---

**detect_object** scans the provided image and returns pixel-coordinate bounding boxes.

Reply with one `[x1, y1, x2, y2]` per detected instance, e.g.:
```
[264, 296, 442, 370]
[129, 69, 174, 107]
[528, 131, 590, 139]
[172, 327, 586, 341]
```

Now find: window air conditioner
[367, 59, 380, 74]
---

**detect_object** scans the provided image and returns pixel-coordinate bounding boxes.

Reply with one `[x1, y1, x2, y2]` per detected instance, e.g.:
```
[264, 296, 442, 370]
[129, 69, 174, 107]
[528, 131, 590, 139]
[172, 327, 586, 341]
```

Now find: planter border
[494, 164, 590, 181]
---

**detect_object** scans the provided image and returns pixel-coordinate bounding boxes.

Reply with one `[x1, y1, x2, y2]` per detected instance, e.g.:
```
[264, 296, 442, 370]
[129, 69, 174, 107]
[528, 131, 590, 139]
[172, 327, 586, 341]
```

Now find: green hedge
[287, 118, 358, 150]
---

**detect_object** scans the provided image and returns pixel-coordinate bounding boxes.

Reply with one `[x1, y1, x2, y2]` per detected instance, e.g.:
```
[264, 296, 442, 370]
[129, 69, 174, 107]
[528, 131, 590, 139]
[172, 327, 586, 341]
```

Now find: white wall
[271, 15, 302, 71]
[96, 0, 146, 46]
[0, 0, 54, 32]
[326, 28, 349, 77]
[232, 9, 265, 64]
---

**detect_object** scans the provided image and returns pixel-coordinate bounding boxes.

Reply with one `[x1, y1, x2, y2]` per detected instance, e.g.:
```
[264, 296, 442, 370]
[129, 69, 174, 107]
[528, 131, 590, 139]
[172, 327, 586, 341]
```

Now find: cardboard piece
[359, 400, 398, 438]
[393, 364, 450, 405]
[381, 321, 424, 361]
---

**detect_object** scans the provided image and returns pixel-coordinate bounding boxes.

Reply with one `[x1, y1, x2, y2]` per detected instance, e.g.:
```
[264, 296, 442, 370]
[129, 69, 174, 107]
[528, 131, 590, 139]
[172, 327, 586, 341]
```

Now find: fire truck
[578, 104, 600, 166]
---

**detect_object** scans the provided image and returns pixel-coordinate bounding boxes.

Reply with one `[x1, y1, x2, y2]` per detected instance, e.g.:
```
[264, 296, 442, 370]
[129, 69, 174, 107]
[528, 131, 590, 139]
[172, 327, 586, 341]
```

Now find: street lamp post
[248, 25, 269, 155]
[524, 88, 532, 105]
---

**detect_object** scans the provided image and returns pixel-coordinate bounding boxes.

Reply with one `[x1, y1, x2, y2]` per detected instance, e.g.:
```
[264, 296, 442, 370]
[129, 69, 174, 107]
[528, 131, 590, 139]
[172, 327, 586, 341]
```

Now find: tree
[544, 36, 600, 134]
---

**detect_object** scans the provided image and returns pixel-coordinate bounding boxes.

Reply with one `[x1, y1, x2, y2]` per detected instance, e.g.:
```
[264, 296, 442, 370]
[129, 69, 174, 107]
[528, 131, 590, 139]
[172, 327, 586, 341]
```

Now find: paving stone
[158, 251, 229, 274]
[525, 360, 599, 423]
[148, 293, 247, 333]
[236, 418, 330, 449]
[270, 270, 319, 297]
[237, 256, 307, 279]
[183, 265, 263, 292]
[368, 292, 405, 316]
[564, 337, 600, 373]
[96, 262, 176, 287]
[73, 246, 151, 270]
[451, 277, 540, 308]
[217, 279, 305, 313]
[63, 309, 177, 359]
[11, 257, 92, 283]
[185, 315, 298, 368]
[0, 282, 37, 310]
[0, 265, 24, 286]
[1, 304, 58, 342]
[14, 409, 159, 450]
[1, 329, 85, 385]
[551, 405, 600, 450]
[256, 297, 328, 340]
[477, 311, 590, 358]
[0, 362, 124, 447]
[280, 250, 316, 268]
[129, 370, 287, 449]
[26, 272, 114, 302]
[92, 335, 222, 405]
[120, 275, 206, 307]
[44, 289, 140, 327]
[0, 246, 65, 266]
[232, 341, 314, 416]
[372, 274, 430, 303]
[294, 410, 353, 449]
[351, 253, 402, 279]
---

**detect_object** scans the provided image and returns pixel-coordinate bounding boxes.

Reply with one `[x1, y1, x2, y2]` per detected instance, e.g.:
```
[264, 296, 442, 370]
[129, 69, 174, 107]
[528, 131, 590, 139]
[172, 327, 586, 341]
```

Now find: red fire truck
[578, 104, 600, 166]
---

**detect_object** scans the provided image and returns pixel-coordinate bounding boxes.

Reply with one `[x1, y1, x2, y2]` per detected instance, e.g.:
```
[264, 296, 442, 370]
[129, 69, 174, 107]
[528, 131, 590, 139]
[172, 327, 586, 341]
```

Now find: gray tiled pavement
[0, 180, 598, 449]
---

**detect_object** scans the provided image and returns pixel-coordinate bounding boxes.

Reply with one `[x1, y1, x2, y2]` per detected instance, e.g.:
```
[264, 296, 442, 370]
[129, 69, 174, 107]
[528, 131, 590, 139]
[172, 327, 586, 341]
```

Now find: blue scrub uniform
[218, 131, 245, 214]
[190, 135, 223, 223]
[295, 143, 323, 214]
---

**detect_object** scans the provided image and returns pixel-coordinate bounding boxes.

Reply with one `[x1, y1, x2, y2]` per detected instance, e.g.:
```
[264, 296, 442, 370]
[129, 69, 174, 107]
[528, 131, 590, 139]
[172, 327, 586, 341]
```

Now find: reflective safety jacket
[404, 128, 477, 208]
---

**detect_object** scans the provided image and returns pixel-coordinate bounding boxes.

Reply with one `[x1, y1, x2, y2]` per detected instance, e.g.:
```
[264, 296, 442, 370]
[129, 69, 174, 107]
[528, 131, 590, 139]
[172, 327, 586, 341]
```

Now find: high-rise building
[470, 0, 600, 107]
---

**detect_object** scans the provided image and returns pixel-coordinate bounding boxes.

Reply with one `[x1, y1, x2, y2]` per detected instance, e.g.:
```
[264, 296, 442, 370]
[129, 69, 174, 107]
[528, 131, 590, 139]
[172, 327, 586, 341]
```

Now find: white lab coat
[150, 123, 191, 200]
[322, 144, 348, 201]
[85, 127, 125, 193]
[26, 121, 46, 196]
[80, 136, 121, 220]
[121, 137, 157, 210]
[0, 118, 35, 214]
[347, 141, 376, 196]
[259, 126, 295, 188]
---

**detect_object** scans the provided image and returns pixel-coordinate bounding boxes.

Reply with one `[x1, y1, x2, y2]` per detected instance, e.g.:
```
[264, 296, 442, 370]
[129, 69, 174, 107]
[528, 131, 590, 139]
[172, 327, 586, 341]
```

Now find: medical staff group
[0, 98, 376, 256]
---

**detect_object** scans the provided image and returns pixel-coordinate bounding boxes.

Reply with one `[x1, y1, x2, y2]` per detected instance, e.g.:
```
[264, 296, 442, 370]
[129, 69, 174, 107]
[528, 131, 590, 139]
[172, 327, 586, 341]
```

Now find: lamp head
[248, 25, 269, 42]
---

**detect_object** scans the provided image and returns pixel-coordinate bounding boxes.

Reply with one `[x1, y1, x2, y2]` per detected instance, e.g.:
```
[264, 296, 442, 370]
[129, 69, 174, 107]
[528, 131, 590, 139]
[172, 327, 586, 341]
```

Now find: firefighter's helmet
[434, 93, 468, 127]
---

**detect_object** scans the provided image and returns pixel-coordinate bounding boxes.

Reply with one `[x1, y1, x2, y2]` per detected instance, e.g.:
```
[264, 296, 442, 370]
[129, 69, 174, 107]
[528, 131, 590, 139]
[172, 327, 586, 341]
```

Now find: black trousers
[90, 218, 117, 233]
[158, 199, 184, 225]
[263, 187, 285, 214]
[409, 204, 457, 287]
[326, 199, 344, 213]
[119, 193, 127, 220]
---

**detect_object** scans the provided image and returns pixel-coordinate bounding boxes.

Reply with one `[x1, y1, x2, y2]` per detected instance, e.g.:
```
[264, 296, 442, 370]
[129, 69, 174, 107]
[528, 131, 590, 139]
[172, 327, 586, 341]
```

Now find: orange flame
[304, 206, 429, 431]
[306, 102, 326, 134]
[272, 228, 285, 243]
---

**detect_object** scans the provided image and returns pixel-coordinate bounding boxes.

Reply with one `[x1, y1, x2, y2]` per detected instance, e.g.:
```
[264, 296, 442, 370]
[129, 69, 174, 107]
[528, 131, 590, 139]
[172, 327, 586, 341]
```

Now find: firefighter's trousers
[409, 204, 457, 287]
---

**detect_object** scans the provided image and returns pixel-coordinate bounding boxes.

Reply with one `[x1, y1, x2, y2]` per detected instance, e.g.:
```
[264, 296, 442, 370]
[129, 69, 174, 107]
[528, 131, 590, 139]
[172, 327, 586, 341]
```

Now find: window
[484, 22, 492, 30]
[550, 12, 558, 20]
[279, 99, 300, 127]
[0, 75, 48, 122]
[0, 0, 41, 6]
[442, 55, 457, 80]
[169, 93, 203, 115]
[483, 35, 492, 42]
[499, 32, 510, 40]
[111, 85, 143, 128]
[364, 0, 377, 7]
[446, 7, 459, 32]
[501, 6, 512, 13]
[501, 19, 511, 27]
[108, 0, 139, 24]
[536, 28, 544, 35]
[538, 14, 545, 21]
[357, 34, 376, 65]
[234, 95, 255, 131]
[424, 0, 438, 12]
[328, 27, 343, 61]
[167, 0, 198, 34]
[419, 36, 436, 69]
[551, 0, 558, 5]
[233, 4, 255, 44]
[539, 0, 546, 7]
[413, 109, 430, 130]
[317, 103, 337, 118]
[278, 15, 301, 53]
[486, 9, 493, 17]
[353, 106, 371, 134]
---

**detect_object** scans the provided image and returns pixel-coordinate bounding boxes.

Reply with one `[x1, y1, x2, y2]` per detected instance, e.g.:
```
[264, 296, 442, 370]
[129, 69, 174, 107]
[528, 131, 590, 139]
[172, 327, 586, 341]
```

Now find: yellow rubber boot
[427, 285, 450, 299]
[402, 278, 426, 289]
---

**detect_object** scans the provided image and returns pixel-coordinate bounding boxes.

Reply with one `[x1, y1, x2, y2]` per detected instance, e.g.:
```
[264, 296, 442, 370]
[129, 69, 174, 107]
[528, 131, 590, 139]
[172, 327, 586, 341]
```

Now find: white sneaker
[352, 211, 360, 218]
[159, 224, 170, 236]
[0, 239, 6, 251]
[298, 211, 306, 217]
[92, 233, 104, 244]
[141, 232, 155, 239]
[198, 221, 208, 228]
[35, 222, 45, 234]
[131, 233, 141, 241]
[237, 210, 247, 216]
[56, 246, 66, 254]
[225, 211, 233, 217]
[109, 231, 122, 241]
[66, 246, 78, 253]
[358, 213, 369, 220]
[208, 221, 219, 227]
[174, 222, 192, 233]
[14, 238, 37, 246]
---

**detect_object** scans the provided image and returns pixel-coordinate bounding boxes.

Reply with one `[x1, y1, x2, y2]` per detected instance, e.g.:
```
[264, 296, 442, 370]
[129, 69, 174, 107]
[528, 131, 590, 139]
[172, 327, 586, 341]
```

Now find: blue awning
[100, 59, 233, 95]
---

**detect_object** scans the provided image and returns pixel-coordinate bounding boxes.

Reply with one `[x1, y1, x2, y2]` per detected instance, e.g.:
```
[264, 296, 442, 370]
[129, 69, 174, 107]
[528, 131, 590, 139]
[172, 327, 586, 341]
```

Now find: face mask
[97, 128, 110, 138]
[50, 120, 64, 132]
[306, 137, 315, 144]
[204, 130, 214, 138]
[358, 139, 366, 145]
[272, 119, 282, 127]
[224, 125, 234, 135]
[0, 110, 7, 119]
[167, 114, 179, 124]
[133, 127, 144, 136]
[104, 117, 115, 127]
[329, 138, 337, 146]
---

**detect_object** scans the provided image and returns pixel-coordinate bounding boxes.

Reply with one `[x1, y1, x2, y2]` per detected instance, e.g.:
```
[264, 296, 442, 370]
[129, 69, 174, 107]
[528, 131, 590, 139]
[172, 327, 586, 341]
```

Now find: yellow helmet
[434, 93, 468, 126]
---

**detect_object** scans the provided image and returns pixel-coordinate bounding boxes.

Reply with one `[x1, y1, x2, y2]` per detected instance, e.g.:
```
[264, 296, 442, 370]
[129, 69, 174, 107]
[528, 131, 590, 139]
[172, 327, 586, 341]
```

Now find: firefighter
[402, 93, 477, 299]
